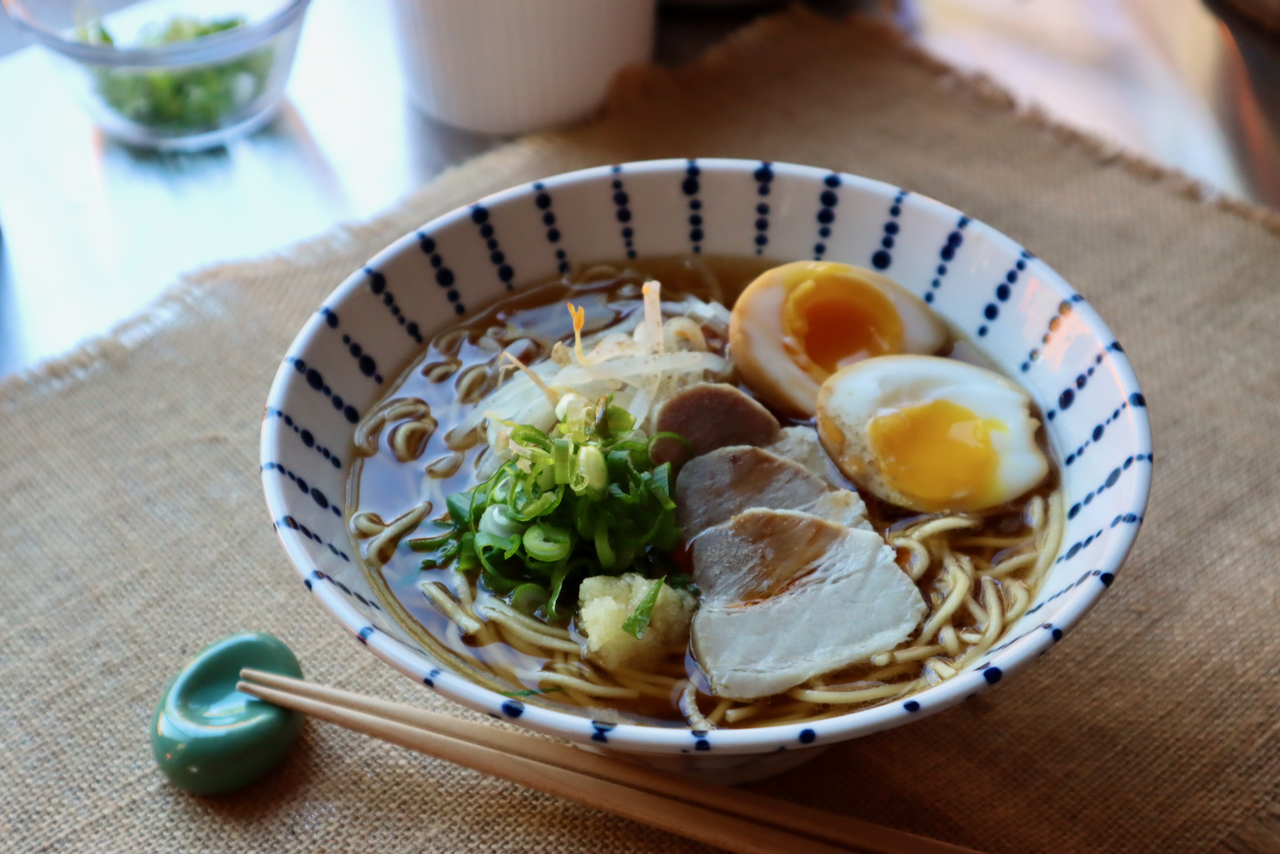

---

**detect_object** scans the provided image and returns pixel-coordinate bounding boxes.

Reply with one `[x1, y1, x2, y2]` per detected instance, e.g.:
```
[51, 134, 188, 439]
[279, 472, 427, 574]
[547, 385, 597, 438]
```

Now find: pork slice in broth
[650, 383, 781, 467]
[769, 425, 848, 489]
[691, 509, 927, 700]
[675, 445, 870, 538]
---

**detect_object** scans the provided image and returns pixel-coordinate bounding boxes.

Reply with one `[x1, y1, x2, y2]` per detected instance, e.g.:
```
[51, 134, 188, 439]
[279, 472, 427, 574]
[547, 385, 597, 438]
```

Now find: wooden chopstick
[237, 675, 842, 854]
[239, 669, 982, 854]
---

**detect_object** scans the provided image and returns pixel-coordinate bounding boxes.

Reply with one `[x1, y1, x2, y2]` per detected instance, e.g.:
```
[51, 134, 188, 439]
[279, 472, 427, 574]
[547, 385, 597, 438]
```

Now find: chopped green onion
[523, 523, 573, 562]
[510, 486, 562, 522]
[547, 560, 577, 621]
[593, 396, 612, 438]
[475, 531, 521, 558]
[648, 463, 676, 511]
[622, 577, 666, 639]
[647, 431, 694, 452]
[535, 464, 556, 491]
[593, 399, 635, 438]
[418, 538, 460, 569]
[479, 504, 527, 538]
[607, 482, 638, 505]
[511, 583, 551, 617]
[419, 413, 690, 627]
[474, 532, 522, 586]
[456, 532, 480, 572]
[552, 437, 574, 484]
[510, 424, 554, 450]
[78, 16, 274, 132]
[446, 492, 476, 527]
[481, 565, 520, 595]
[612, 440, 650, 470]
[407, 532, 454, 552]
[594, 525, 617, 570]
[577, 445, 608, 494]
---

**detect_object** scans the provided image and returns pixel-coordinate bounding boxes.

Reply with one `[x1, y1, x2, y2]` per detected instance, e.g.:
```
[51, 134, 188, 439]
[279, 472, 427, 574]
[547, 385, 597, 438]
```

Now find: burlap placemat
[3, 8, 1278, 853]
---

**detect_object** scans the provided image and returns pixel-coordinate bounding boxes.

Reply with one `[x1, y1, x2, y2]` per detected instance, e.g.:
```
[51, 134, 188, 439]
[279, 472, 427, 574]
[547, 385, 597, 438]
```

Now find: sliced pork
[691, 509, 927, 699]
[769, 425, 849, 488]
[675, 445, 870, 538]
[650, 383, 780, 466]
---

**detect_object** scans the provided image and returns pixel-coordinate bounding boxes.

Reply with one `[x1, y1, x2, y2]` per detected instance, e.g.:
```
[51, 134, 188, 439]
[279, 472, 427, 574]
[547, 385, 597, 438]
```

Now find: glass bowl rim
[1, 0, 311, 67]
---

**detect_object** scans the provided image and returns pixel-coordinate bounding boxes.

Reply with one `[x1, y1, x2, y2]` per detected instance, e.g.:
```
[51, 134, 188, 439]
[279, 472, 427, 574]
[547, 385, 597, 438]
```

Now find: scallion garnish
[621, 577, 666, 639]
[423, 394, 684, 622]
[78, 17, 275, 132]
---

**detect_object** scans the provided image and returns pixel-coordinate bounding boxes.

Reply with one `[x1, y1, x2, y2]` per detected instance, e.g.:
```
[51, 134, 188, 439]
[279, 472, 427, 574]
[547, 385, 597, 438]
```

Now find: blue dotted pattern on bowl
[261, 159, 1152, 760]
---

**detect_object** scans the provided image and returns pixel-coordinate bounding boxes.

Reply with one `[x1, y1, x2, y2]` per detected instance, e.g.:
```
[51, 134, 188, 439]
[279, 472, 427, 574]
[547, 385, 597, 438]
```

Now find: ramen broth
[348, 256, 1060, 727]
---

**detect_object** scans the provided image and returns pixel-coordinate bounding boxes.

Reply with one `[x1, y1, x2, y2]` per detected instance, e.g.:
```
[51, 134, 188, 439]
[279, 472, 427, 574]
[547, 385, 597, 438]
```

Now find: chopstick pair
[238, 669, 982, 854]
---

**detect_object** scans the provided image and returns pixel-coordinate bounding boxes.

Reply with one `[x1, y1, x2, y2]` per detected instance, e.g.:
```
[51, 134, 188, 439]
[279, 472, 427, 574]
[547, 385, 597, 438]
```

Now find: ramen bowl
[261, 159, 1151, 782]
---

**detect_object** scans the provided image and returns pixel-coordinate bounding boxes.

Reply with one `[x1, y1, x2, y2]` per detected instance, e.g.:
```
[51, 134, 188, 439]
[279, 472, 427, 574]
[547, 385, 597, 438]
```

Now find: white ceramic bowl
[261, 159, 1151, 782]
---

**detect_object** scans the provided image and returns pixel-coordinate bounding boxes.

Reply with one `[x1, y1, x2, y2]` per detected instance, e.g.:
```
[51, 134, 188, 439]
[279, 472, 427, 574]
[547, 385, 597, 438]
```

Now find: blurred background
[1, 0, 1277, 377]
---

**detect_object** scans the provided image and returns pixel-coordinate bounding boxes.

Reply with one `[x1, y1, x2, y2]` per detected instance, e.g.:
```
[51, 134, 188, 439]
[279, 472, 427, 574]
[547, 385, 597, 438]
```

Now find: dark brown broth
[349, 256, 1057, 725]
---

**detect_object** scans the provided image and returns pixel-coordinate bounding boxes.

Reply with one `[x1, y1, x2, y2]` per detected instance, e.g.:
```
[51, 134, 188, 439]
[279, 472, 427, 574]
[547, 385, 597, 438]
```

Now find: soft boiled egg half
[816, 356, 1050, 513]
[729, 261, 947, 416]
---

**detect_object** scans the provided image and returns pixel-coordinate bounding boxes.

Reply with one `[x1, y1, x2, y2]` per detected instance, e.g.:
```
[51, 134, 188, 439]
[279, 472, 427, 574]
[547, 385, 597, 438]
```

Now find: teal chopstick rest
[151, 631, 304, 795]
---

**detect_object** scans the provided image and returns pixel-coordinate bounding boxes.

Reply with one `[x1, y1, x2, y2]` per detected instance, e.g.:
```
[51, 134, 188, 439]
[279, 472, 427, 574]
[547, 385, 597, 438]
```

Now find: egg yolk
[781, 269, 904, 378]
[867, 399, 1005, 511]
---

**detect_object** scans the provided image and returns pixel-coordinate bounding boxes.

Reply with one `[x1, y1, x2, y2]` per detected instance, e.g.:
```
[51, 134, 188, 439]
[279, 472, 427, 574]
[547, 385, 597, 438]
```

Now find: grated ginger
[577, 574, 697, 672]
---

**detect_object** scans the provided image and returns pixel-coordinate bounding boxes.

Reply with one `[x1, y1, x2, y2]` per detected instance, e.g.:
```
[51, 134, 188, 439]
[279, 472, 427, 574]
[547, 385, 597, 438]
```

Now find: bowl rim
[261, 157, 1153, 754]
[1, 0, 311, 66]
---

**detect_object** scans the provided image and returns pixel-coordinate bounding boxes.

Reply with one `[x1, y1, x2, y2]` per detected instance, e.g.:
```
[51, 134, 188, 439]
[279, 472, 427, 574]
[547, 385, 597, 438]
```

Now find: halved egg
[729, 261, 947, 415]
[816, 355, 1049, 513]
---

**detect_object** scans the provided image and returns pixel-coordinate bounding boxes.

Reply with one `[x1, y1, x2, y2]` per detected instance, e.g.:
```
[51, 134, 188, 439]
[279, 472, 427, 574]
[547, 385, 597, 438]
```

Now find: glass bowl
[3, 0, 311, 150]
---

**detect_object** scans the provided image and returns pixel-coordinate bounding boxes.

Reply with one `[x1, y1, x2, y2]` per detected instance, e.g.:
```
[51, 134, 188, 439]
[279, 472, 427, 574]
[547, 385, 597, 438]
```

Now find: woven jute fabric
[3, 9, 1278, 853]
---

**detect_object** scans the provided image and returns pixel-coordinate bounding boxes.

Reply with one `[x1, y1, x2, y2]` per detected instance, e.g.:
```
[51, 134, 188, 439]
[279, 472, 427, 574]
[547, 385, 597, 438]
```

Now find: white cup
[391, 0, 657, 135]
